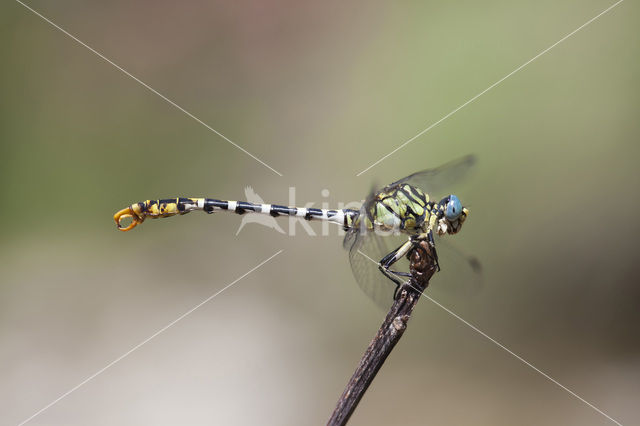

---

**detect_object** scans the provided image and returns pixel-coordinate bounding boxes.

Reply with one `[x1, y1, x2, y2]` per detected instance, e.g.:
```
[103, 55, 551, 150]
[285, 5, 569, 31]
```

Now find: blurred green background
[1, 1, 638, 425]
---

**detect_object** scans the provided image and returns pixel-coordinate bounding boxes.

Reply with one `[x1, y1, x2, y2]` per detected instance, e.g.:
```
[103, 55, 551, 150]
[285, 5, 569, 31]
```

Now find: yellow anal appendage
[114, 207, 143, 231]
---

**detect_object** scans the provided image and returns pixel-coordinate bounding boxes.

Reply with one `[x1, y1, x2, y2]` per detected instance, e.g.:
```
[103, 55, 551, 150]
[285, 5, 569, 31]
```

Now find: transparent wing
[345, 226, 409, 310]
[427, 236, 483, 299]
[343, 156, 479, 309]
[390, 154, 476, 196]
[344, 228, 482, 310]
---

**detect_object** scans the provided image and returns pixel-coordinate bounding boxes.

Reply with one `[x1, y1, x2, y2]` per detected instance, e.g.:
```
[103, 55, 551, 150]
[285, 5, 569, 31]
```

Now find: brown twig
[327, 240, 438, 426]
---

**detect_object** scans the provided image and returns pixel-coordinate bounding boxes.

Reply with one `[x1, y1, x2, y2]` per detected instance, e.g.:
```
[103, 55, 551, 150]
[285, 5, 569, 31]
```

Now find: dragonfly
[114, 155, 478, 308]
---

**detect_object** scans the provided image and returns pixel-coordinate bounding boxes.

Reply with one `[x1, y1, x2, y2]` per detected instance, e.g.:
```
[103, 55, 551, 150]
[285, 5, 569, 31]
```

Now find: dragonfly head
[436, 195, 469, 235]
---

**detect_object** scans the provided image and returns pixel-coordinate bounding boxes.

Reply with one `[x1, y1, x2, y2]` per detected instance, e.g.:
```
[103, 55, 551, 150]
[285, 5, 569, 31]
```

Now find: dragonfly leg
[378, 239, 414, 297]
[426, 230, 441, 272]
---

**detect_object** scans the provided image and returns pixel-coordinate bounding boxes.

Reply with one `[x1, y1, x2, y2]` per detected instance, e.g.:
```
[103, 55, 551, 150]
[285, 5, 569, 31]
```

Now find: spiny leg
[378, 239, 414, 299]
[427, 230, 441, 272]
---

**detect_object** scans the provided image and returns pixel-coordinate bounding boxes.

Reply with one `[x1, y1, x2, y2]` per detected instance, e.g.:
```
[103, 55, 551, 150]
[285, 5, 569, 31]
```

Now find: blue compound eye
[445, 195, 462, 220]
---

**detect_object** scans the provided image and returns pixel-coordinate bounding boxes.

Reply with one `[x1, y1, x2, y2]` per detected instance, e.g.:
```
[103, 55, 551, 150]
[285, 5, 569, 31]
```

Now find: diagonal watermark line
[17, 249, 284, 426]
[356, 0, 624, 177]
[15, 0, 283, 177]
[356, 249, 623, 426]
[419, 292, 623, 426]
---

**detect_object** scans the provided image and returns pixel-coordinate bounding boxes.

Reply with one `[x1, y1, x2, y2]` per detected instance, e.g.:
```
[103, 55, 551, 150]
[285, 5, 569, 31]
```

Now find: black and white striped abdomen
[114, 197, 359, 231]
[201, 198, 353, 225]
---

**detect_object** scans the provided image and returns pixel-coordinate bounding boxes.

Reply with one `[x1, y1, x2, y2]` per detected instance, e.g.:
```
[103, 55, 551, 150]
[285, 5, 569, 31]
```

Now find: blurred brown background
[1, 1, 638, 425]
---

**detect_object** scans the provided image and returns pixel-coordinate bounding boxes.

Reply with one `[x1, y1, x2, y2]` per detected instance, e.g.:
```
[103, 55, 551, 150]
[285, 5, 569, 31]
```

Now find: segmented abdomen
[130, 198, 203, 219]
[114, 197, 360, 231]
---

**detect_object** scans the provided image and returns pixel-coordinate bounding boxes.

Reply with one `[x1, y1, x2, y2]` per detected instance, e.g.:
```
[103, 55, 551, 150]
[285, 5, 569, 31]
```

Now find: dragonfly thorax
[356, 186, 470, 237]
[359, 183, 434, 235]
